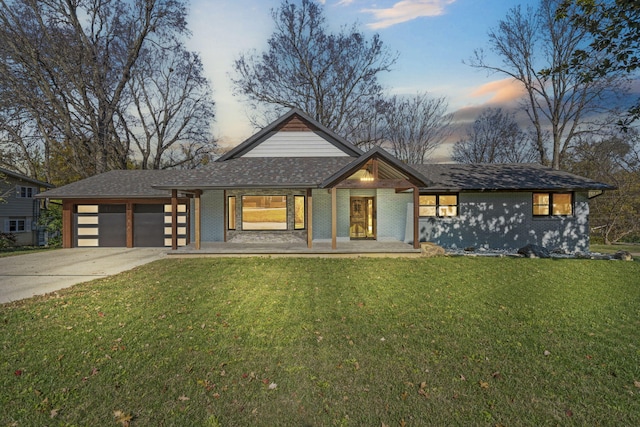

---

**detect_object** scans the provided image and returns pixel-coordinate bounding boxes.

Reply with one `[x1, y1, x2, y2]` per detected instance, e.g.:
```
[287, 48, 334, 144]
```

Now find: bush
[0, 232, 17, 249]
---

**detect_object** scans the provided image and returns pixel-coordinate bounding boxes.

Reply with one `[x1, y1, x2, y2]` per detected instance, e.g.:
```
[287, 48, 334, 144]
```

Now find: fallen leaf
[14, 370, 22, 376]
[178, 395, 190, 401]
[479, 381, 489, 389]
[113, 410, 133, 427]
[565, 409, 573, 417]
[268, 382, 277, 390]
[544, 350, 551, 356]
[50, 408, 59, 418]
[492, 371, 502, 379]
[459, 374, 466, 381]
[634, 380, 640, 388]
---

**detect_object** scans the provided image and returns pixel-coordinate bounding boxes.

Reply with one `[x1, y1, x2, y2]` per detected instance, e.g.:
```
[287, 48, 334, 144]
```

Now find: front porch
[168, 240, 421, 257]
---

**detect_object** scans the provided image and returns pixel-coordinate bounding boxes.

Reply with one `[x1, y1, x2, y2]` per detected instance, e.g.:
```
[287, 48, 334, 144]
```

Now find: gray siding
[0, 175, 41, 245]
[242, 132, 350, 157]
[376, 189, 411, 242]
[197, 190, 225, 242]
[419, 192, 590, 253]
[311, 188, 411, 242]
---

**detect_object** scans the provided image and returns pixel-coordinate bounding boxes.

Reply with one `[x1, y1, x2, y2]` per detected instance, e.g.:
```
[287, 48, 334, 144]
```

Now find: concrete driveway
[0, 248, 166, 304]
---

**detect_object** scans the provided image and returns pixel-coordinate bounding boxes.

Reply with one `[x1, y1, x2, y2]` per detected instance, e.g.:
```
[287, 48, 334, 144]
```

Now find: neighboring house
[37, 109, 614, 253]
[0, 167, 54, 246]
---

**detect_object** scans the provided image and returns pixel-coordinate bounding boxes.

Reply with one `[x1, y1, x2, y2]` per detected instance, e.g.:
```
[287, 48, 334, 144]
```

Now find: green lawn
[0, 246, 57, 258]
[1, 257, 639, 426]
[591, 243, 640, 256]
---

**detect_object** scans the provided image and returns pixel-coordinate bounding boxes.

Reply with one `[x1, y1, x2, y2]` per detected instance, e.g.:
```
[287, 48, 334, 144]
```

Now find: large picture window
[242, 195, 287, 230]
[533, 193, 573, 216]
[419, 194, 458, 217]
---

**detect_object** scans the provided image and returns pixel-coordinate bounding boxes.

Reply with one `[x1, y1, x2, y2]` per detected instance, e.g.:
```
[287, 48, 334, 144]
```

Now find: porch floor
[168, 240, 421, 258]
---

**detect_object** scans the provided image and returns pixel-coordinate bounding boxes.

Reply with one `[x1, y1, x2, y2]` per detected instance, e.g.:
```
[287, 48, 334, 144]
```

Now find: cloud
[470, 78, 527, 105]
[362, 0, 456, 29]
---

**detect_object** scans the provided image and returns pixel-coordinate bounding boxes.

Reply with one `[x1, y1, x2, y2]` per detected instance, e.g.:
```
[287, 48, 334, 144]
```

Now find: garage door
[75, 204, 126, 247]
[74, 203, 187, 248]
[133, 204, 164, 247]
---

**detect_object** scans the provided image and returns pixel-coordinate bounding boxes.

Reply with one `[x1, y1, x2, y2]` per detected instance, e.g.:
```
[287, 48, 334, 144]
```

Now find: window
[16, 186, 35, 198]
[419, 194, 458, 217]
[228, 196, 236, 230]
[8, 219, 26, 233]
[294, 195, 305, 230]
[242, 195, 287, 230]
[533, 193, 573, 216]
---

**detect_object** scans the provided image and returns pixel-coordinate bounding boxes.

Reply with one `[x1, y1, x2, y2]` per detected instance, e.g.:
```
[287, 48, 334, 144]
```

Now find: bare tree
[567, 131, 640, 244]
[230, 0, 397, 143]
[468, 0, 626, 169]
[383, 92, 453, 164]
[0, 0, 189, 183]
[452, 108, 537, 163]
[122, 45, 216, 170]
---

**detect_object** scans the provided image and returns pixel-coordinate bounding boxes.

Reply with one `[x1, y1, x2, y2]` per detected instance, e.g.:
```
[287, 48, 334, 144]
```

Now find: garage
[73, 202, 188, 248]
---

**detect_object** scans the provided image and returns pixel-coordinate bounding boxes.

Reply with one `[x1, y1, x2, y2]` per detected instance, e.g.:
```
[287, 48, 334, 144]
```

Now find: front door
[349, 197, 376, 239]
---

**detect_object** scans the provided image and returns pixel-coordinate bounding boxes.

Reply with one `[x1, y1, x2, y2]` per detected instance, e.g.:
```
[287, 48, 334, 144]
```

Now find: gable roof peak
[217, 108, 363, 161]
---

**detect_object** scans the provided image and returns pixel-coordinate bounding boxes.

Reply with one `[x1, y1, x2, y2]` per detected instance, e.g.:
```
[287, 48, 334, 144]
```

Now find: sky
[185, 0, 540, 160]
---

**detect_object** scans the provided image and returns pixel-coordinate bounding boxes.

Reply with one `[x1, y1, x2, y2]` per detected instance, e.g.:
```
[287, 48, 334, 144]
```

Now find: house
[37, 109, 614, 253]
[1, 167, 54, 246]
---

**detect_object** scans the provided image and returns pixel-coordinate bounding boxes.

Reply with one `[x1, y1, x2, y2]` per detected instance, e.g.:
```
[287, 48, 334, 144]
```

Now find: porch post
[223, 190, 227, 243]
[307, 188, 313, 249]
[331, 187, 337, 250]
[62, 201, 73, 248]
[413, 186, 420, 249]
[171, 189, 178, 250]
[194, 190, 202, 250]
[126, 202, 134, 248]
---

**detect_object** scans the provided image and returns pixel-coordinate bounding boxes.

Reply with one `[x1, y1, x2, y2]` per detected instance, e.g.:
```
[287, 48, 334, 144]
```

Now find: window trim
[532, 192, 574, 217]
[15, 185, 35, 198]
[8, 218, 27, 233]
[227, 196, 236, 230]
[419, 193, 459, 218]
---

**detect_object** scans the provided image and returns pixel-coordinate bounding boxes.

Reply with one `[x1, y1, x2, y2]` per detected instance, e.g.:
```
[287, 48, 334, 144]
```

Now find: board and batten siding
[241, 132, 351, 158]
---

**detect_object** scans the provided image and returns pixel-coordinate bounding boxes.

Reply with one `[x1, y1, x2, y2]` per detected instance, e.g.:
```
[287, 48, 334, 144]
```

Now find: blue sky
[186, 0, 539, 158]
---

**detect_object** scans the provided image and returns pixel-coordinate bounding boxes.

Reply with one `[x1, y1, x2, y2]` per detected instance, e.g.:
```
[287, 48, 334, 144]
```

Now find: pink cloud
[363, 0, 456, 29]
[470, 78, 527, 104]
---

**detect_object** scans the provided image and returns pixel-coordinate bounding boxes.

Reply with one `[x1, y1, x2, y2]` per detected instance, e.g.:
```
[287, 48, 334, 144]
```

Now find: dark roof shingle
[412, 163, 615, 191]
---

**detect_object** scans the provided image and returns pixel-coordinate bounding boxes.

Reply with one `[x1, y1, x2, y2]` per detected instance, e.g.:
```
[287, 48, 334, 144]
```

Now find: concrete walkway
[0, 248, 166, 304]
[171, 240, 422, 257]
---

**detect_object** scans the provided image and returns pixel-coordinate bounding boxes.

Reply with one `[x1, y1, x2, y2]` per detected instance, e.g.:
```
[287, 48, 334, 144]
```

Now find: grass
[1, 257, 639, 426]
[591, 243, 640, 256]
[0, 246, 57, 258]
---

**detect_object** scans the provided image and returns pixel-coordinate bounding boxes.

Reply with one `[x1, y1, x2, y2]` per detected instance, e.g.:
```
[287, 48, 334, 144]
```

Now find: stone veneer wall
[226, 188, 308, 244]
[418, 191, 590, 253]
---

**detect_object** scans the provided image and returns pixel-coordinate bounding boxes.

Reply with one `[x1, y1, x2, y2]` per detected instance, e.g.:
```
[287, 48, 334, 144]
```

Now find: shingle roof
[37, 161, 615, 200]
[413, 163, 616, 191]
[36, 170, 182, 198]
[0, 167, 54, 188]
[154, 157, 356, 190]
